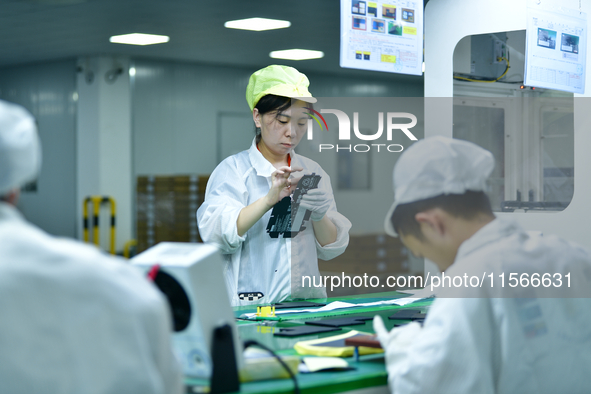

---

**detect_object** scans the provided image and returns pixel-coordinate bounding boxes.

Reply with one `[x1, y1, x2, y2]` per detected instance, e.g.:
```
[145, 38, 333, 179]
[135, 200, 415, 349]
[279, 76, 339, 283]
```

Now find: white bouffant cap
[0, 100, 41, 196]
[385, 136, 494, 236]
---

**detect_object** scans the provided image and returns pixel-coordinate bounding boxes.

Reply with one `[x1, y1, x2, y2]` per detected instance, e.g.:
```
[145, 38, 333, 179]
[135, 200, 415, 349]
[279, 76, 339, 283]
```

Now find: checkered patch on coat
[238, 292, 264, 301]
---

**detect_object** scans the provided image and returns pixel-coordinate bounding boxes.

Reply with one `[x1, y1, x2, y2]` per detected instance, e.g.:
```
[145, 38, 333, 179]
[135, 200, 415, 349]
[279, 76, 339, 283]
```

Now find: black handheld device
[266, 173, 321, 238]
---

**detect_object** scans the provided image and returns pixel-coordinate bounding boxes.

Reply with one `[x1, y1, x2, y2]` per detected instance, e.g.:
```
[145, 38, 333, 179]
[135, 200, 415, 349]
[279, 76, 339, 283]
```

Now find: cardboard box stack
[136, 175, 209, 253]
[319, 233, 418, 297]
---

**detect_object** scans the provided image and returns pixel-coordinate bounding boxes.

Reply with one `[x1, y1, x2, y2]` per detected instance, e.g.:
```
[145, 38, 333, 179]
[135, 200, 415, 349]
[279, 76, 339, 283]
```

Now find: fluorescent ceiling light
[224, 18, 291, 31]
[269, 49, 324, 61]
[109, 33, 170, 46]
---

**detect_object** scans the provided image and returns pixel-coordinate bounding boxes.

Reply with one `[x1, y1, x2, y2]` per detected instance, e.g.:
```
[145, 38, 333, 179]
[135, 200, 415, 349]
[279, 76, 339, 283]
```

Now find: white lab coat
[0, 202, 183, 394]
[197, 138, 351, 306]
[385, 218, 591, 394]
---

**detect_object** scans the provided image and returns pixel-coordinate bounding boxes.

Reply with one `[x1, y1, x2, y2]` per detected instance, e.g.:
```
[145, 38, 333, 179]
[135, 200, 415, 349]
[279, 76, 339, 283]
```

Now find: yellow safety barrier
[83, 195, 116, 255]
[123, 239, 137, 259]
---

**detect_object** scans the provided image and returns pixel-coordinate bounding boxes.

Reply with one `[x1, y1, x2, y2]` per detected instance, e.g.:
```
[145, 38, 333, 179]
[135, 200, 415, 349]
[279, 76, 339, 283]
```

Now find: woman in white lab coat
[197, 65, 351, 306]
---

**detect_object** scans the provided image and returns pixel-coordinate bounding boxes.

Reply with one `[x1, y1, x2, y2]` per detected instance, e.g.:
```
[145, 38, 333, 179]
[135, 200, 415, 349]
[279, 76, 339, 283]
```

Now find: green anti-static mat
[188, 293, 434, 393]
[233, 292, 405, 318]
[273, 300, 434, 322]
[234, 292, 434, 322]
[185, 353, 388, 394]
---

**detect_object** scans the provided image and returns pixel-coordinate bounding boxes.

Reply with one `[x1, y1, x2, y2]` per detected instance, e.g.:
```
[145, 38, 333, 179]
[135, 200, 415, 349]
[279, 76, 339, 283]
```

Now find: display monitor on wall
[340, 0, 424, 75]
[524, 0, 587, 94]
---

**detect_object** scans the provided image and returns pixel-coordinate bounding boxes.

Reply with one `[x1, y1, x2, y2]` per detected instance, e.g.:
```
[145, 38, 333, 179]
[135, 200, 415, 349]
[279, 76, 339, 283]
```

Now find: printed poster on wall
[340, 0, 424, 75]
[525, 0, 587, 94]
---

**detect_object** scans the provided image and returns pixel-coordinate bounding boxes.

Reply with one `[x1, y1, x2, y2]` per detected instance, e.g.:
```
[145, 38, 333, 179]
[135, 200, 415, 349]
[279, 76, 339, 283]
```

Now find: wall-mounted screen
[340, 0, 424, 75]
[524, 0, 587, 94]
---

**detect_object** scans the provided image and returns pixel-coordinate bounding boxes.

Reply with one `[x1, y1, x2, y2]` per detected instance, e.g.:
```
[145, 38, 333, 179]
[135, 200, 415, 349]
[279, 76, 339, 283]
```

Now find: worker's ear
[415, 209, 447, 240]
[4, 189, 20, 206]
[253, 108, 262, 128]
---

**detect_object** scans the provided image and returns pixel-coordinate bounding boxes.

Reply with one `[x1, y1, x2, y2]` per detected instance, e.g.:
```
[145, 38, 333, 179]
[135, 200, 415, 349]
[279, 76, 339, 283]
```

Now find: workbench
[185, 291, 433, 394]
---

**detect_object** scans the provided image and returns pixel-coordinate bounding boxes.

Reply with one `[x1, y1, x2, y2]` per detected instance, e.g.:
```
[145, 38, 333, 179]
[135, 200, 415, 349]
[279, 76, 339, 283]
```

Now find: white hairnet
[0, 100, 41, 196]
[385, 136, 494, 236]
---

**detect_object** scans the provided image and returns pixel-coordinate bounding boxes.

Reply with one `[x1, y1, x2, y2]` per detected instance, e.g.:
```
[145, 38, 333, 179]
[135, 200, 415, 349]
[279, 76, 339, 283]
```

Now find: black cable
[243, 340, 300, 394]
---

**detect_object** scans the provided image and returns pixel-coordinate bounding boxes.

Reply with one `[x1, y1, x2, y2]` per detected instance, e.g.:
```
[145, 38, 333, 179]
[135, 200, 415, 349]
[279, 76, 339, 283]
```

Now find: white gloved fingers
[380, 321, 423, 389]
[298, 200, 313, 210]
[297, 188, 333, 221]
[301, 189, 330, 202]
[310, 206, 330, 221]
[303, 189, 326, 197]
[300, 194, 326, 203]
[373, 315, 390, 348]
[373, 316, 423, 349]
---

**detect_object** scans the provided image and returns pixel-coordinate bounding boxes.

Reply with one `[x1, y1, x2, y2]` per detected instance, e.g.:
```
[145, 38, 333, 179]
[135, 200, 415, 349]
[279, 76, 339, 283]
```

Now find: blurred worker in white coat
[0, 100, 183, 394]
[375, 136, 591, 394]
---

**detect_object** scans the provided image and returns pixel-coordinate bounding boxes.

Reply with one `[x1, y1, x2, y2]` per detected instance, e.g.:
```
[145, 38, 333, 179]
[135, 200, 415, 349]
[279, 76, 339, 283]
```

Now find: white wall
[0, 60, 77, 238]
[77, 56, 133, 252]
[132, 61, 252, 176]
[132, 60, 424, 176]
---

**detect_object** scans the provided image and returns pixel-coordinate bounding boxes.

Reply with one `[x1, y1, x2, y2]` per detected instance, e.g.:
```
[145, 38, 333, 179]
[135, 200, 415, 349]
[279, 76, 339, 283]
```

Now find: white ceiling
[0, 0, 424, 83]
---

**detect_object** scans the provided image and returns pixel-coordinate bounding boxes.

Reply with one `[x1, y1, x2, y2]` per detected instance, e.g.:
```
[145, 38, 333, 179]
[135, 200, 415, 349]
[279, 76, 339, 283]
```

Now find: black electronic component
[410, 313, 426, 322]
[274, 325, 342, 337]
[305, 316, 373, 327]
[210, 324, 240, 394]
[266, 173, 321, 238]
[388, 309, 422, 320]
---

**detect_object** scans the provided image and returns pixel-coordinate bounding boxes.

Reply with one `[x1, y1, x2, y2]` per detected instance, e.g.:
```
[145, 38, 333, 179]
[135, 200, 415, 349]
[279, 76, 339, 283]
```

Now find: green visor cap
[246, 65, 317, 111]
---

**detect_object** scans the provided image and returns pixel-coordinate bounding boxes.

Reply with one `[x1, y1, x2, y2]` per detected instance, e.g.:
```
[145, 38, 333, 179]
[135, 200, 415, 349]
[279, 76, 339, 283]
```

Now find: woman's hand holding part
[266, 166, 303, 207]
[300, 187, 333, 221]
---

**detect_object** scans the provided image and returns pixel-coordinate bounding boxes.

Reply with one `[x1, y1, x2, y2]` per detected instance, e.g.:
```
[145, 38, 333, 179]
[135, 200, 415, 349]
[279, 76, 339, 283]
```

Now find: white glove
[299, 188, 333, 221]
[373, 315, 422, 387]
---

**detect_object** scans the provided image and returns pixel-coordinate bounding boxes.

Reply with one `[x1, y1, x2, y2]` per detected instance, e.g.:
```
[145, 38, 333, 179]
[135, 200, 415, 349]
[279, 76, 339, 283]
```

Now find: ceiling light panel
[224, 18, 291, 31]
[269, 49, 324, 61]
[109, 33, 170, 46]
